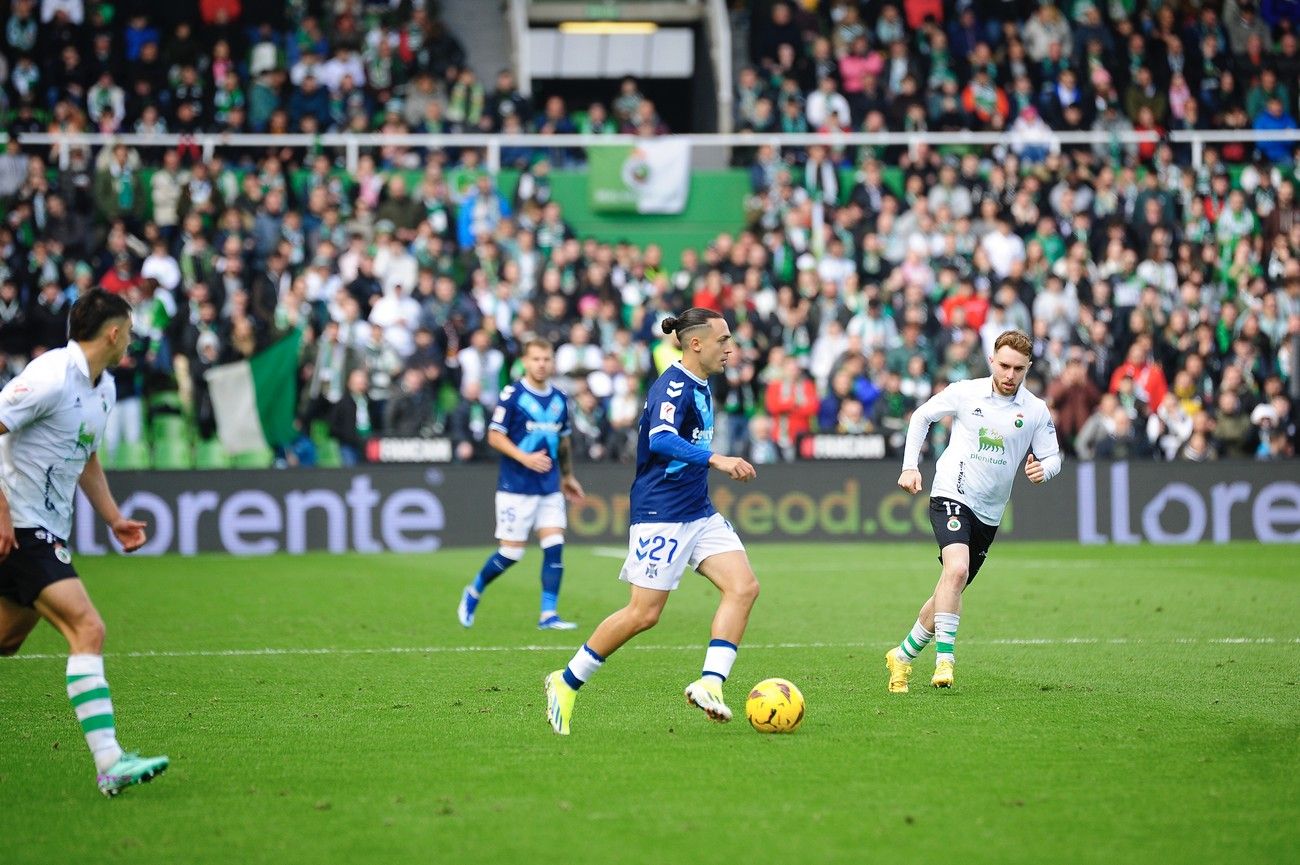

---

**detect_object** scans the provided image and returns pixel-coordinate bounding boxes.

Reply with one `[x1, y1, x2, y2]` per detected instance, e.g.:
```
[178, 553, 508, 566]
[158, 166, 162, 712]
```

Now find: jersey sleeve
[1031, 404, 1061, 460]
[901, 381, 963, 469]
[646, 375, 693, 441]
[0, 375, 60, 434]
[560, 393, 572, 438]
[489, 385, 516, 435]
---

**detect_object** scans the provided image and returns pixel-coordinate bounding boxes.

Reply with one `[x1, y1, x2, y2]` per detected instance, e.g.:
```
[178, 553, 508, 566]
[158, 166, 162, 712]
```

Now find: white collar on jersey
[671, 361, 708, 386]
[983, 376, 1027, 406]
[67, 340, 92, 382]
[519, 378, 554, 397]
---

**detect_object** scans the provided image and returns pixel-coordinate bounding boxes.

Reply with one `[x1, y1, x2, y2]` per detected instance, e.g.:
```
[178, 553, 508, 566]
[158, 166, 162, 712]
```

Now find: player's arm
[487, 429, 553, 473]
[1025, 410, 1063, 485]
[0, 379, 63, 557]
[898, 384, 961, 494]
[557, 435, 584, 501]
[647, 385, 755, 482]
[77, 451, 148, 552]
[487, 390, 552, 473]
[0, 421, 12, 559]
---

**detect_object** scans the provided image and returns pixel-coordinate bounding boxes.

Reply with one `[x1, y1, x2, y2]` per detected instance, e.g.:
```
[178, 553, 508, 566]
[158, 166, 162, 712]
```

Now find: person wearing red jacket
[940, 280, 990, 332]
[1108, 337, 1168, 413]
[200, 0, 241, 25]
[98, 255, 141, 296]
[765, 355, 818, 455]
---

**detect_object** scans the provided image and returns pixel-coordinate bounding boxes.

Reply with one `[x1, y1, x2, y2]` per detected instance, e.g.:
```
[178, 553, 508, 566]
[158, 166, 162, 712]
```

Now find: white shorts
[619, 512, 746, 592]
[495, 491, 567, 542]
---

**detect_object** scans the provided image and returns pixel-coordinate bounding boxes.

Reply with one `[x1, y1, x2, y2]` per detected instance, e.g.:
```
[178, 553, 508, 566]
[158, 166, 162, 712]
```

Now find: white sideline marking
[3, 637, 1297, 661]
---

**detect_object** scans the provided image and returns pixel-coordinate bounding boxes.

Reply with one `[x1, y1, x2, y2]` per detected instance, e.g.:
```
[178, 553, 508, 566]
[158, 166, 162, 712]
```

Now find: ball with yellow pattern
[745, 677, 805, 733]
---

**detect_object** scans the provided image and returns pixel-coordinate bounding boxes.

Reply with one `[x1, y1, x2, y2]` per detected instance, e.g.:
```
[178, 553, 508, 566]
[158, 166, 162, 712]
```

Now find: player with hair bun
[544, 308, 760, 735]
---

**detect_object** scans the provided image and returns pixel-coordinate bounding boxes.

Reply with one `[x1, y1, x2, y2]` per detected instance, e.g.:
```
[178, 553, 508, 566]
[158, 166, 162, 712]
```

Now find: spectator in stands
[331, 368, 374, 466]
[765, 355, 818, 458]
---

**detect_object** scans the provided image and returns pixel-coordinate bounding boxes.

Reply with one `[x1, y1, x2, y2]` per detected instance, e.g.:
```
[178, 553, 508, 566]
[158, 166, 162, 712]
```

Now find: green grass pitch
[2, 542, 1297, 864]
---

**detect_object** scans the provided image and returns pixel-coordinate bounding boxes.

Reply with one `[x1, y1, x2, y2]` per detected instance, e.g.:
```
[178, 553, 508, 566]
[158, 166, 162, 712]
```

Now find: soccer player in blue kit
[457, 338, 585, 630]
[544, 309, 760, 735]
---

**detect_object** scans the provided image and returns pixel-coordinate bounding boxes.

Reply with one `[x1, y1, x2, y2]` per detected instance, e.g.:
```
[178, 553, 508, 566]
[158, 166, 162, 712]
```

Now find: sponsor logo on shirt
[977, 427, 1005, 453]
[659, 401, 676, 423]
[970, 427, 1009, 466]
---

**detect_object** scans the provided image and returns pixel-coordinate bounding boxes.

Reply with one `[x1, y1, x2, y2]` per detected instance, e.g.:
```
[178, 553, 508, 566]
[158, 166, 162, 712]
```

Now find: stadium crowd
[0, 1, 1296, 468]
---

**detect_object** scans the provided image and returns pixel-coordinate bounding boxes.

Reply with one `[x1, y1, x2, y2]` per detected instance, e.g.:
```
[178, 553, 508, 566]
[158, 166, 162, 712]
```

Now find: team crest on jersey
[947, 517, 961, 531]
[1014, 413, 1024, 428]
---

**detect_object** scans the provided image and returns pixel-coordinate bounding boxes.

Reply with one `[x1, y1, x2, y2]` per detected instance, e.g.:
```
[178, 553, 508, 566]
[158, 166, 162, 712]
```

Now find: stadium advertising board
[81, 462, 1299, 555]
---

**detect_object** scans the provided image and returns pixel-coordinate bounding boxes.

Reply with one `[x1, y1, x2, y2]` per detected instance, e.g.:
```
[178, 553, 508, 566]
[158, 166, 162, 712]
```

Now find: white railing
[18, 128, 1300, 172]
[707, 0, 734, 136]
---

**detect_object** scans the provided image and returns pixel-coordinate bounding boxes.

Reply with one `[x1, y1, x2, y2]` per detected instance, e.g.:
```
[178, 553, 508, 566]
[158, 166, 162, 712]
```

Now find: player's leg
[545, 520, 692, 734]
[535, 493, 575, 630]
[0, 595, 41, 655]
[929, 542, 971, 687]
[458, 492, 531, 627]
[544, 585, 670, 734]
[887, 498, 967, 692]
[35, 578, 168, 796]
[687, 545, 760, 722]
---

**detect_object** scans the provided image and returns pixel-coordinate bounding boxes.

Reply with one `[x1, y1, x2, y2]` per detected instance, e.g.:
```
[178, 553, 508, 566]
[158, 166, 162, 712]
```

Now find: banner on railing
[80, 462, 1299, 555]
[588, 139, 691, 214]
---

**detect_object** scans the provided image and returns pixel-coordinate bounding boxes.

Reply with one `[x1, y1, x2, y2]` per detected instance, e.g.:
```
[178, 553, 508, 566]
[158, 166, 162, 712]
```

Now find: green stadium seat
[151, 414, 190, 444]
[230, 447, 274, 469]
[147, 390, 183, 415]
[310, 420, 332, 446]
[315, 437, 342, 469]
[112, 441, 151, 471]
[151, 438, 193, 470]
[194, 439, 232, 470]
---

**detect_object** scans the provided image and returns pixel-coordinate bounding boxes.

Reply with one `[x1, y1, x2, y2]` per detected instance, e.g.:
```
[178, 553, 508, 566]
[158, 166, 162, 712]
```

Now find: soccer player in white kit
[886, 330, 1062, 691]
[0, 289, 169, 796]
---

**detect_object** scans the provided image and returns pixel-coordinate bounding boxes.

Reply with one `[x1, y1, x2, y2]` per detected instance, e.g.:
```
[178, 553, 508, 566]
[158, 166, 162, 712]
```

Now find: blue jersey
[630, 362, 716, 524]
[490, 380, 571, 495]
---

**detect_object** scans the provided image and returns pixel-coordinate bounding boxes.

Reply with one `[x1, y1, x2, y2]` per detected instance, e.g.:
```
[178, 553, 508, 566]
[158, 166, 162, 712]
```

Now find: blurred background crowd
[0, 0, 1296, 469]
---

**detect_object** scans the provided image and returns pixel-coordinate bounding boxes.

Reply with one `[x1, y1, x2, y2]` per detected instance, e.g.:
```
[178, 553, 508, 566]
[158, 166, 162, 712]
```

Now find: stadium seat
[112, 441, 151, 471]
[194, 439, 232, 470]
[310, 420, 332, 447]
[230, 447, 274, 469]
[151, 438, 194, 470]
[151, 414, 190, 445]
[315, 438, 343, 469]
[147, 390, 184, 416]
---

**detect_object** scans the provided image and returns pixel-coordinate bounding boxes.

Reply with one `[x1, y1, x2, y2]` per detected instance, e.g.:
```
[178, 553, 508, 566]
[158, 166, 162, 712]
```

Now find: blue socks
[540, 536, 564, 615]
[473, 546, 525, 594]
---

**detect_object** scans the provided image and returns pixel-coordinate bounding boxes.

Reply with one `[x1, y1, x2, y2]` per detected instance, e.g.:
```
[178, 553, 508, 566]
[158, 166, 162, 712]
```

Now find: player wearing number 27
[886, 330, 1062, 692]
[545, 308, 760, 734]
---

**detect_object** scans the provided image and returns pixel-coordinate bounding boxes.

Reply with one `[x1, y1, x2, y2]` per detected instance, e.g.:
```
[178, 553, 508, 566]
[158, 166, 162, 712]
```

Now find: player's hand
[0, 504, 15, 564]
[1025, 453, 1045, 484]
[561, 475, 585, 503]
[111, 517, 148, 553]
[711, 455, 757, 482]
[898, 468, 923, 494]
[520, 451, 553, 473]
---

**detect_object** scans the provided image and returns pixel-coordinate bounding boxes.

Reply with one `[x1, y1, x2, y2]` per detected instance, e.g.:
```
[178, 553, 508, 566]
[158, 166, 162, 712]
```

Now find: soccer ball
[745, 678, 805, 733]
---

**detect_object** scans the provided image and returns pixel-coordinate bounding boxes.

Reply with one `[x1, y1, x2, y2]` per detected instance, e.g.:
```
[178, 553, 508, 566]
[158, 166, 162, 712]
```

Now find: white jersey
[0, 342, 115, 540]
[902, 376, 1060, 526]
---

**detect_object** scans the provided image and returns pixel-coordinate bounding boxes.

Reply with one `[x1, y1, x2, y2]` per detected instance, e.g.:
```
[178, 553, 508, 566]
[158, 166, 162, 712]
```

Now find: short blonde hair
[993, 330, 1032, 358]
